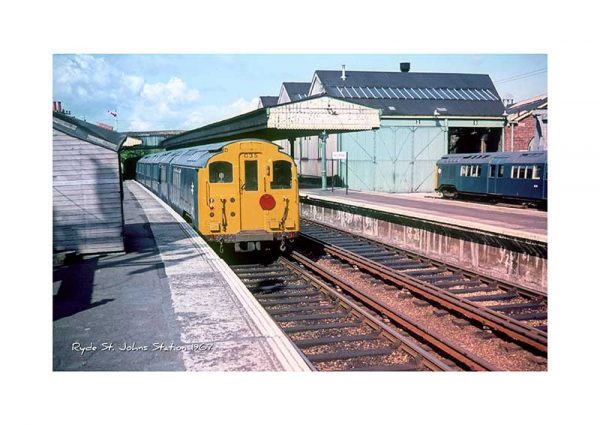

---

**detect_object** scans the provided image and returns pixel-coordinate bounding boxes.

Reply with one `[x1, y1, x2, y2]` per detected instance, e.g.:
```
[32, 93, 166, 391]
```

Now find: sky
[52, 54, 547, 132]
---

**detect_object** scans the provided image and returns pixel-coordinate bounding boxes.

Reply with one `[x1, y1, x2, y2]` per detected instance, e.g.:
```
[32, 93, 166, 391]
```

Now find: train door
[206, 160, 238, 234]
[239, 153, 262, 230]
[487, 157, 504, 194]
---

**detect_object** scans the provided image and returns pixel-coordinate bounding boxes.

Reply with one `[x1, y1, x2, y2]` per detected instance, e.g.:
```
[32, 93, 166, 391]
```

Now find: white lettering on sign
[332, 151, 347, 160]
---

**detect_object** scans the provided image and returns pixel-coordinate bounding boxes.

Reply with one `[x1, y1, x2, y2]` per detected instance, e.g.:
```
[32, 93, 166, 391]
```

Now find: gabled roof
[53, 112, 141, 151]
[311, 70, 506, 117]
[506, 94, 548, 122]
[258, 96, 279, 108]
[281, 82, 311, 102]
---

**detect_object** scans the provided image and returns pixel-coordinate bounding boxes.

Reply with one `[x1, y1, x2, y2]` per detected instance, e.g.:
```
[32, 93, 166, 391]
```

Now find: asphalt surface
[52, 183, 185, 371]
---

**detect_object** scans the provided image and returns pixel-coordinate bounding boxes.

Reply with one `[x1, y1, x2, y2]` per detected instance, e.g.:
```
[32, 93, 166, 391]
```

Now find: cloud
[54, 55, 144, 103]
[53, 54, 258, 131]
[141, 77, 200, 104]
[179, 97, 259, 130]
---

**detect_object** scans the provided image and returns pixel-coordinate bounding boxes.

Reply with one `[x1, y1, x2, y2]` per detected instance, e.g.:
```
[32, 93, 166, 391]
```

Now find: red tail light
[259, 194, 276, 210]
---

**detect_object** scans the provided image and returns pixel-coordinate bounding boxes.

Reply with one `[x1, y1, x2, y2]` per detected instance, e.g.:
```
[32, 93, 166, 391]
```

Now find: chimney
[341, 64, 347, 81]
[400, 62, 410, 73]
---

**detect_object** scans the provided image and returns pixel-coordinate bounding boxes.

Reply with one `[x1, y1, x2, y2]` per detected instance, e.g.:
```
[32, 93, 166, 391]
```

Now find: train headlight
[259, 194, 276, 210]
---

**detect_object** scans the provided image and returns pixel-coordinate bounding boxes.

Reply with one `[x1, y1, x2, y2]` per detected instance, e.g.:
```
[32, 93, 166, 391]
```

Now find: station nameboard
[332, 151, 347, 160]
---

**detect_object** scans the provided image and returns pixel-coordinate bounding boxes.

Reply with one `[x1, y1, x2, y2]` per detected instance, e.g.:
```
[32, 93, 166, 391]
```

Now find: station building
[266, 65, 507, 193]
[503, 94, 548, 152]
[53, 112, 141, 254]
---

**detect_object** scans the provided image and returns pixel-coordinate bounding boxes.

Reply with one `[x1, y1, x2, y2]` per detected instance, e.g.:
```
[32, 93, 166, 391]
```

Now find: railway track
[231, 256, 503, 371]
[230, 259, 463, 371]
[299, 219, 548, 355]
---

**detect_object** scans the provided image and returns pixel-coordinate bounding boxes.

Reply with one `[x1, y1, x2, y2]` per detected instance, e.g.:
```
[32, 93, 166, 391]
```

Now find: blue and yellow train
[434, 151, 547, 207]
[136, 139, 299, 252]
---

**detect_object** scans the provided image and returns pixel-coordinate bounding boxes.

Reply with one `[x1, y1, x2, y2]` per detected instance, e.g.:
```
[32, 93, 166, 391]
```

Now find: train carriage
[136, 139, 299, 252]
[435, 151, 547, 207]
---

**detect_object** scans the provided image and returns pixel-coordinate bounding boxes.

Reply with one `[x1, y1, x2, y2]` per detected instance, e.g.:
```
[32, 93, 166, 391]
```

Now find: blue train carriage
[434, 151, 547, 207]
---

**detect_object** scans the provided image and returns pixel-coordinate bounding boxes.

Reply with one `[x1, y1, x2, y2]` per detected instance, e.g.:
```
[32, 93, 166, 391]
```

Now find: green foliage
[120, 147, 164, 161]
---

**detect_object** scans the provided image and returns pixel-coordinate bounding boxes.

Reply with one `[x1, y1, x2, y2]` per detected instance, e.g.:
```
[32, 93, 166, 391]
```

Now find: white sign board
[332, 151, 347, 160]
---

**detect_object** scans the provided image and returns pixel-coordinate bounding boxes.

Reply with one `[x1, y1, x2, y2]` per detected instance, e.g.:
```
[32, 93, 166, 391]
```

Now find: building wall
[505, 115, 536, 152]
[53, 129, 124, 254]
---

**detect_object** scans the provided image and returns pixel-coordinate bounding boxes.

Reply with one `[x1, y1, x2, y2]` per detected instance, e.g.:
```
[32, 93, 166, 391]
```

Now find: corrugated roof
[53, 112, 137, 152]
[313, 70, 506, 117]
[439, 150, 546, 164]
[282, 82, 311, 101]
[140, 140, 259, 168]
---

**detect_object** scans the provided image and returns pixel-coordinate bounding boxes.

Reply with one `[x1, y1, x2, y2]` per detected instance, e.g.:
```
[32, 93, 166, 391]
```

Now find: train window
[272, 160, 292, 189]
[532, 166, 541, 180]
[490, 165, 496, 177]
[511, 166, 517, 178]
[460, 166, 467, 177]
[525, 166, 533, 179]
[209, 161, 233, 183]
[498, 165, 504, 177]
[518, 166, 526, 179]
[244, 160, 258, 191]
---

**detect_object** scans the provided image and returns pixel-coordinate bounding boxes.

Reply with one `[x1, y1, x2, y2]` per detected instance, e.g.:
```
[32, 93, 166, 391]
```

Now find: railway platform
[299, 189, 547, 292]
[52, 180, 310, 371]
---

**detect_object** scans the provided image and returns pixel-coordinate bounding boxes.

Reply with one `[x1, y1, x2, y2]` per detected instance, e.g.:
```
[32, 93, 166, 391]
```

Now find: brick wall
[504, 115, 536, 151]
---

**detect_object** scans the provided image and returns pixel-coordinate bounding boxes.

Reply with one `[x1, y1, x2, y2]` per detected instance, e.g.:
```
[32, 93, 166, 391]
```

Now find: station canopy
[161, 94, 381, 150]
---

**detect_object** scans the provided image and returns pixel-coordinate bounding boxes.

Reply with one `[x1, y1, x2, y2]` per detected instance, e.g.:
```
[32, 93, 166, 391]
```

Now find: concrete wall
[300, 201, 547, 292]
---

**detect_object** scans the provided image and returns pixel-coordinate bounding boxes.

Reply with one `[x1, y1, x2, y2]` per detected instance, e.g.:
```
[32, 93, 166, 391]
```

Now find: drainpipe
[510, 122, 515, 152]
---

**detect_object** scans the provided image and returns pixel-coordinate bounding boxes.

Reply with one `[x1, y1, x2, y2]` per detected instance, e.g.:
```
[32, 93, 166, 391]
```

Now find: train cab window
[271, 160, 292, 189]
[244, 160, 258, 191]
[209, 161, 233, 183]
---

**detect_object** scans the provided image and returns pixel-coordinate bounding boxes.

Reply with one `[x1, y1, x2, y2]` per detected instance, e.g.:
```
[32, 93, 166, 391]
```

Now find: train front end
[199, 140, 299, 253]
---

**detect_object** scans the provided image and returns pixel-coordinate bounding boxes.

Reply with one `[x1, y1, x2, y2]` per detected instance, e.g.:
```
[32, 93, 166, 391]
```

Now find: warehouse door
[340, 126, 446, 193]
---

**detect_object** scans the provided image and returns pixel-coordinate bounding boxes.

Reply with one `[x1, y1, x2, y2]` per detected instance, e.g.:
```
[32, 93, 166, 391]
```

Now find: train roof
[137, 139, 279, 168]
[438, 151, 547, 165]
